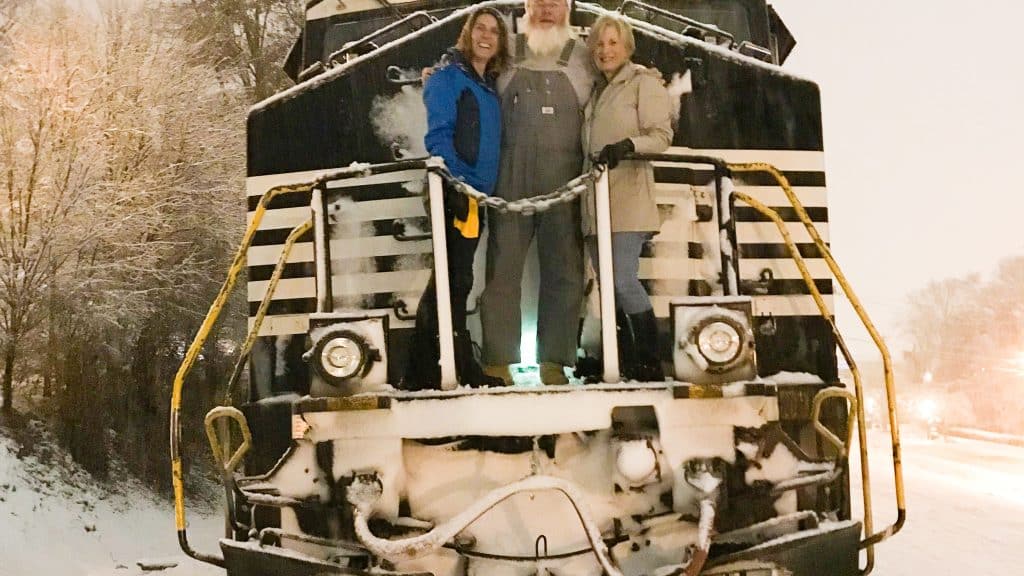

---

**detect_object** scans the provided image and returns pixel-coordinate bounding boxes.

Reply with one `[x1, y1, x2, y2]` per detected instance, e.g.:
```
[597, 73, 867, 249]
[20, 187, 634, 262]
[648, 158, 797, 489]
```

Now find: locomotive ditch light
[696, 318, 744, 367]
[306, 312, 389, 396]
[316, 331, 368, 381]
[670, 297, 757, 384]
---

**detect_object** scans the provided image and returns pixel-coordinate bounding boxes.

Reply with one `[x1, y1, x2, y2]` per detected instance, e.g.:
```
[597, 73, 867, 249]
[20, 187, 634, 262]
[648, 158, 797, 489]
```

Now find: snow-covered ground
[0, 424, 222, 576]
[3, 421, 1022, 575]
[851, 426, 1024, 575]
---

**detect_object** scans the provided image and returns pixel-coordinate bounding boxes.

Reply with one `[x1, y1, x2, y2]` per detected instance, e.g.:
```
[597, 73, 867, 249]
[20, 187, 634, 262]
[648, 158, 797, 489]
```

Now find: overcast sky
[767, 0, 1024, 355]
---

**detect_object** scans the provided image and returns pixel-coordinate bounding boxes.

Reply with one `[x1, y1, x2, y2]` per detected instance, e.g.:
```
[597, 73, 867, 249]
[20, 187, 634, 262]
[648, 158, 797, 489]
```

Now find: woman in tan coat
[582, 14, 673, 380]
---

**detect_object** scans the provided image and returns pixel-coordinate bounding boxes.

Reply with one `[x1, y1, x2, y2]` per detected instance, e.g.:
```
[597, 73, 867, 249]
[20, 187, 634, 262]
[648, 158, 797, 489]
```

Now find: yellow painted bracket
[204, 406, 252, 473]
[812, 387, 858, 458]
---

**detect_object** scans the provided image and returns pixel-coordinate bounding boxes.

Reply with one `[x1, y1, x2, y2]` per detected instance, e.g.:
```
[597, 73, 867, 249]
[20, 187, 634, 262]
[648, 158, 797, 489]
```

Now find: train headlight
[671, 298, 756, 384]
[319, 333, 366, 380]
[615, 440, 659, 485]
[311, 329, 378, 386]
[306, 313, 389, 396]
[696, 319, 743, 366]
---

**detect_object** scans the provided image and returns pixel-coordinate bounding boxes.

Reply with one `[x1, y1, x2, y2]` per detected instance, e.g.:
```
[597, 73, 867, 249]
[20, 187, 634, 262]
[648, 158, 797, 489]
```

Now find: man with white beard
[479, 0, 596, 385]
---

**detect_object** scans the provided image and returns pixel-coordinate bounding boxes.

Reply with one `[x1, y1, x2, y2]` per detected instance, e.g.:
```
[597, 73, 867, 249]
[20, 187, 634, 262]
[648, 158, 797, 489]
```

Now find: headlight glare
[697, 320, 741, 365]
[615, 440, 658, 485]
[321, 336, 363, 379]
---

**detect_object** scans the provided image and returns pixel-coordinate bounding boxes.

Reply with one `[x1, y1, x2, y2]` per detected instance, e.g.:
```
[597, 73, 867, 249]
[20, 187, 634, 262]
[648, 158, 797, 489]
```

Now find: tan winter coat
[582, 63, 673, 235]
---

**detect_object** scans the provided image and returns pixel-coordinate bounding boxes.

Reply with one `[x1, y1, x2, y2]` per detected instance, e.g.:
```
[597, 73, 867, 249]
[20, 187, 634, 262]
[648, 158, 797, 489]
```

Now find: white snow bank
[944, 426, 1024, 447]
[0, 424, 223, 576]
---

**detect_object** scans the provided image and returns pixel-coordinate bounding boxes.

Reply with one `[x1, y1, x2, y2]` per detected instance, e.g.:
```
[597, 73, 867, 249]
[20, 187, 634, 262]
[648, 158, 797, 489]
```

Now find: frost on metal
[745, 519, 860, 551]
[666, 71, 694, 126]
[251, 1, 813, 115]
[251, 1, 526, 114]
[244, 394, 768, 573]
[761, 371, 826, 385]
[370, 85, 428, 160]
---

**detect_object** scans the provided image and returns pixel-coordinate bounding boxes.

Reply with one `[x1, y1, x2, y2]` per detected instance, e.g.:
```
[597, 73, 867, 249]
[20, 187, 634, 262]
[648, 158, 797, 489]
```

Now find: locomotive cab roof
[284, 0, 796, 82]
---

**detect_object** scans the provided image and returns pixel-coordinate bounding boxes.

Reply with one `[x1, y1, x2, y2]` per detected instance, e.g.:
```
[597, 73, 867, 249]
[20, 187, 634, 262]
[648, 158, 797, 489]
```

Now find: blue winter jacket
[423, 49, 501, 195]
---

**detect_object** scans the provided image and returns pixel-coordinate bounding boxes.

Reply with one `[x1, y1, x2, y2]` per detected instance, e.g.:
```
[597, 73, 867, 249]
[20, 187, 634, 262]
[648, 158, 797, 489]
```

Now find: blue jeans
[587, 232, 653, 315]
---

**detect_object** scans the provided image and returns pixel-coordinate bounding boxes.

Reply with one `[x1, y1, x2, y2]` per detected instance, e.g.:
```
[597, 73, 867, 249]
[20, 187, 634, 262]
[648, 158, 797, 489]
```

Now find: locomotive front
[169, 2, 906, 575]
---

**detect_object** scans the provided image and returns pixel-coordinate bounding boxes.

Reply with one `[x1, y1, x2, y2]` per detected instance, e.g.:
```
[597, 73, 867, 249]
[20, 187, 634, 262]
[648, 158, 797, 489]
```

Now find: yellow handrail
[204, 406, 252, 473]
[169, 157, 904, 573]
[811, 387, 858, 458]
[169, 182, 312, 566]
[732, 190, 877, 572]
[732, 162, 906, 575]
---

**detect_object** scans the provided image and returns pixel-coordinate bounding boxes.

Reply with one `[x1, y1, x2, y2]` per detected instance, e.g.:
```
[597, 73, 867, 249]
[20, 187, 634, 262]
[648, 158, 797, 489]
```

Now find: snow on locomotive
[169, 2, 906, 575]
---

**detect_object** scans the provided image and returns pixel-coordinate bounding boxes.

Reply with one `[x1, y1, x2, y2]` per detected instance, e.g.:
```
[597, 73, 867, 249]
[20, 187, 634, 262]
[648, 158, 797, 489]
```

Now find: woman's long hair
[455, 7, 511, 75]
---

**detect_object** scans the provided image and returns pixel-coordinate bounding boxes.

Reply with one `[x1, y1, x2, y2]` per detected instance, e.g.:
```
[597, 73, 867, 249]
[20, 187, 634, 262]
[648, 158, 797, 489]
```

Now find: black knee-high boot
[402, 283, 441, 390]
[616, 308, 638, 380]
[628, 309, 664, 382]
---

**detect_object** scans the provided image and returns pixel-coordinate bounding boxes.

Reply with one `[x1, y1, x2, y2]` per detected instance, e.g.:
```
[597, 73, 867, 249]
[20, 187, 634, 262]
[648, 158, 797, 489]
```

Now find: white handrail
[426, 172, 457, 389]
[595, 169, 620, 383]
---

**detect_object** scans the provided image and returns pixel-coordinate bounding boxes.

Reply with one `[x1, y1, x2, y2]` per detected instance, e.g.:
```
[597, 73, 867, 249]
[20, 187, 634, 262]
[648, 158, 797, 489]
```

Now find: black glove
[443, 182, 470, 222]
[597, 138, 635, 170]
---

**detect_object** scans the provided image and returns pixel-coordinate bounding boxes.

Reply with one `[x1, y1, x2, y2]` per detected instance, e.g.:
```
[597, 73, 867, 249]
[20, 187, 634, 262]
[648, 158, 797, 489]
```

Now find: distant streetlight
[923, 371, 933, 384]
[1014, 352, 1024, 375]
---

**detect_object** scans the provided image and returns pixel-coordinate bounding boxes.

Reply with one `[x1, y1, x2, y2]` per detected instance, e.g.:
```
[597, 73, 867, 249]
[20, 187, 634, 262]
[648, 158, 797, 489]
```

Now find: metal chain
[434, 163, 606, 216]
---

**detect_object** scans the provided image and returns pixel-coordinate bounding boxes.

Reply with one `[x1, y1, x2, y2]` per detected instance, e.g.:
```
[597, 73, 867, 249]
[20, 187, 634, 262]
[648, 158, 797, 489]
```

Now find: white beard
[521, 19, 573, 58]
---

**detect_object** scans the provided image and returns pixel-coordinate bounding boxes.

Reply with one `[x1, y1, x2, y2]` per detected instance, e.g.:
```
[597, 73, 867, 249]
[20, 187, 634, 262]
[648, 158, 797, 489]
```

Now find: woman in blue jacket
[404, 7, 509, 389]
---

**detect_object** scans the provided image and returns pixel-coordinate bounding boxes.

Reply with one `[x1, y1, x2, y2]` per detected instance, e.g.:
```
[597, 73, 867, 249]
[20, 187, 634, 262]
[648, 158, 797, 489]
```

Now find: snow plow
[170, 2, 906, 575]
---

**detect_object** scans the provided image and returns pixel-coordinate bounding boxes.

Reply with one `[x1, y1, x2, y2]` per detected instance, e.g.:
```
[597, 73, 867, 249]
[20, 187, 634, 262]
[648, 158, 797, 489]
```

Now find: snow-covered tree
[988, 257, 1024, 349]
[903, 276, 982, 382]
[903, 256, 1024, 433]
[1, 0, 252, 478]
[0, 0, 105, 413]
[178, 0, 301, 102]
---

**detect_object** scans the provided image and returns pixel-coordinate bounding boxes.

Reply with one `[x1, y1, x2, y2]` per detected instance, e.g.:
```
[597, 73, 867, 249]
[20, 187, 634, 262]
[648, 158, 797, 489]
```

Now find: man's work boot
[482, 364, 515, 386]
[539, 362, 569, 385]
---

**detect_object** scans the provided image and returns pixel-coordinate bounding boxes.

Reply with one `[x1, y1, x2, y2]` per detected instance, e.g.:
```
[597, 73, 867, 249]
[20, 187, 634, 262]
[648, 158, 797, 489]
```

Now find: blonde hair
[455, 7, 511, 75]
[587, 14, 636, 58]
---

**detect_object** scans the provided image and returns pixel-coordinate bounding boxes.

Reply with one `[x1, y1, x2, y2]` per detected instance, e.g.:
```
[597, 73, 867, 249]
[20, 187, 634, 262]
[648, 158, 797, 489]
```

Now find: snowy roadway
[851, 428, 1024, 575]
[3, 426, 1023, 575]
